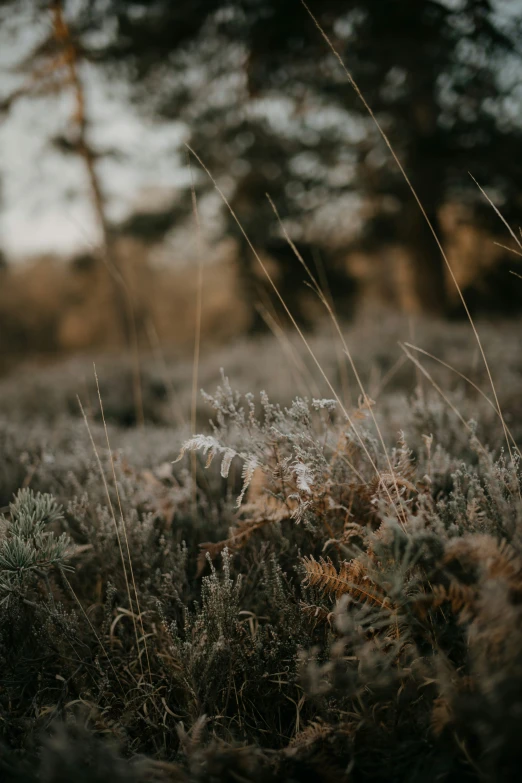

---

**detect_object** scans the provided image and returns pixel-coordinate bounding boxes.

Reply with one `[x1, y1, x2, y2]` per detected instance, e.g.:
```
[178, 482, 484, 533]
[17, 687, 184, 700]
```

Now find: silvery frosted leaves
[0, 489, 72, 600]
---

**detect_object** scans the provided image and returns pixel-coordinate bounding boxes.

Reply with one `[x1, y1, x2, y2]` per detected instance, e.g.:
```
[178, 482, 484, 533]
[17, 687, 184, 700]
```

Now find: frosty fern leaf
[173, 435, 256, 506]
[174, 377, 337, 509]
[173, 435, 239, 480]
[220, 448, 236, 479]
[173, 434, 232, 470]
[236, 456, 258, 507]
[292, 460, 314, 494]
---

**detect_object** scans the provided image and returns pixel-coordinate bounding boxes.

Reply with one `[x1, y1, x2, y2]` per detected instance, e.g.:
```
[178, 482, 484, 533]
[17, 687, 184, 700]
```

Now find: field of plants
[0, 313, 521, 781]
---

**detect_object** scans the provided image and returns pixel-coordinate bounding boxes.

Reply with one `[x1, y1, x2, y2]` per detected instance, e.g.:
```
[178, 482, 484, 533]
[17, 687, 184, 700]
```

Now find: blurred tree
[2, 0, 522, 323]
[0, 0, 133, 344]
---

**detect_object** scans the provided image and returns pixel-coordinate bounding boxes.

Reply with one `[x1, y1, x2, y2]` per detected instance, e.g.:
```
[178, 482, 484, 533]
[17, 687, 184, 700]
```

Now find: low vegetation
[0, 315, 521, 781]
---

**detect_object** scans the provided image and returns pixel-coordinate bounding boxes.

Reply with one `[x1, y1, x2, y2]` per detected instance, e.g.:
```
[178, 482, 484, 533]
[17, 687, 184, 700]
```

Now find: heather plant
[0, 320, 522, 781]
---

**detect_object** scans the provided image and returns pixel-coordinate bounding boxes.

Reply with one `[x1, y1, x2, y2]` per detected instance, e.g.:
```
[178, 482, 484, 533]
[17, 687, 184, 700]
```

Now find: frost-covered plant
[175, 372, 374, 524]
[0, 488, 72, 604]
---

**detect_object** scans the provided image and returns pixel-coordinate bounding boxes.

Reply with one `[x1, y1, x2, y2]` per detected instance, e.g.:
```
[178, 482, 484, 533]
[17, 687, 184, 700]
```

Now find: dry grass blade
[77, 396, 137, 625]
[494, 242, 522, 259]
[92, 367, 153, 688]
[188, 152, 205, 518]
[471, 175, 522, 254]
[145, 317, 187, 427]
[76, 397, 139, 691]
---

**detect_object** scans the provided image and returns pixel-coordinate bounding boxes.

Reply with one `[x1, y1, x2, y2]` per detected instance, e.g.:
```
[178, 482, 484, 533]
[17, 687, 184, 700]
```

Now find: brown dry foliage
[302, 555, 386, 607]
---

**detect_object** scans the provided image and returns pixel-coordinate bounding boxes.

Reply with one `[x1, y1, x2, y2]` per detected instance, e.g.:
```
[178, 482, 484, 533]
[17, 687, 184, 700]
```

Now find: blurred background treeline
[0, 0, 521, 371]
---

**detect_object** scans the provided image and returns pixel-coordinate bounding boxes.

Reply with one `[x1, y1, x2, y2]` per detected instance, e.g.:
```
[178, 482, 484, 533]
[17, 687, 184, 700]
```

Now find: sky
[0, 63, 190, 259]
[0, 4, 193, 260]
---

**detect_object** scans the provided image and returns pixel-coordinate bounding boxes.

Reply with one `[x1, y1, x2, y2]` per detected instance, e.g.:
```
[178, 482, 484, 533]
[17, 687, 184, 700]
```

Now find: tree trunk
[52, 0, 131, 347]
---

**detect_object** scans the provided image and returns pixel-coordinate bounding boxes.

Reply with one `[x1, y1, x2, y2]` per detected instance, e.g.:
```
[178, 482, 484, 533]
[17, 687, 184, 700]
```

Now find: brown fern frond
[302, 555, 386, 606]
